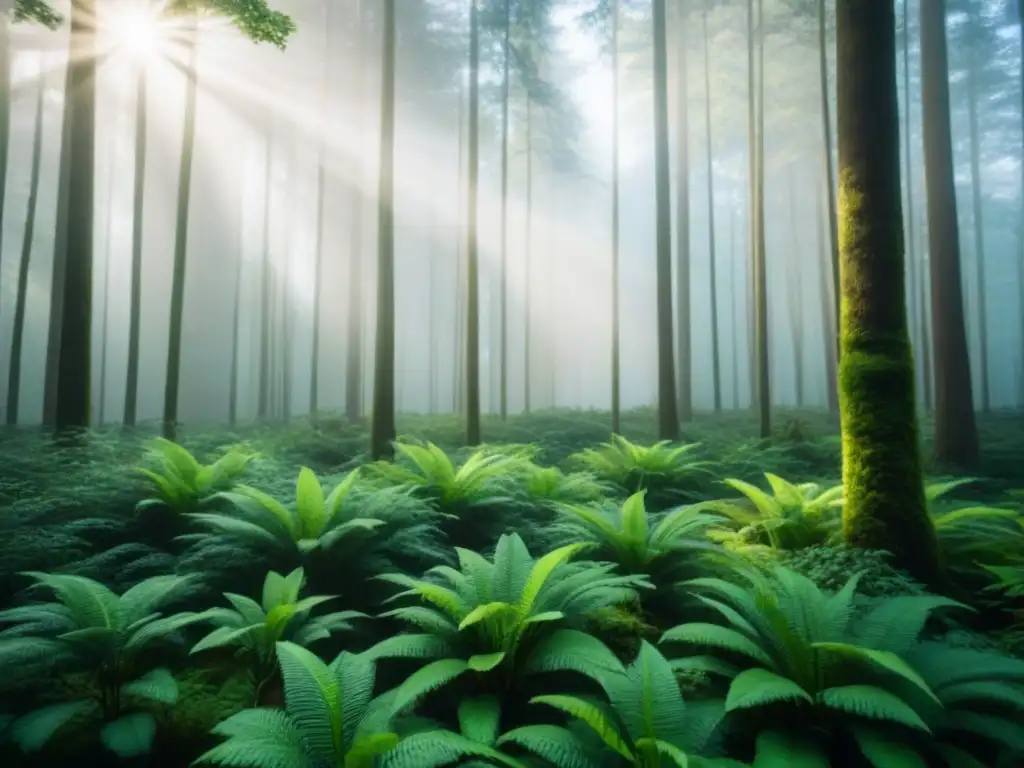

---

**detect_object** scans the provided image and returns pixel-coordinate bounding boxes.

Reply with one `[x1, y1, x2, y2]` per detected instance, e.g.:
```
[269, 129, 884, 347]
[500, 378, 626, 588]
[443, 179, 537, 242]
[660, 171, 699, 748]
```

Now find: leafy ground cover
[0, 407, 1022, 767]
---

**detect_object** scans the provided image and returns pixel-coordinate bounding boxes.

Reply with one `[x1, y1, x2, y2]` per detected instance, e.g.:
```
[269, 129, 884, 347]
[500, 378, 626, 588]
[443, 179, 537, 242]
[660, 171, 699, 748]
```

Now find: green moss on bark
[834, 1, 942, 586]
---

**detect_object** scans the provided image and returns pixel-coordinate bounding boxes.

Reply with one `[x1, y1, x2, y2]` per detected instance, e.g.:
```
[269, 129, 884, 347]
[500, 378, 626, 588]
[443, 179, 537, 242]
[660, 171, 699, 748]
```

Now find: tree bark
[701, 0, 720, 412]
[610, 0, 620, 433]
[54, 0, 98, 432]
[309, 0, 332, 420]
[498, 0, 510, 420]
[5, 67, 44, 425]
[673, 0, 691, 423]
[525, 92, 534, 415]
[465, 0, 482, 445]
[653, 0, 680, 440]
[753, 0, 770, 437]
[919, 0, 979, 468]
[345, 0, 364, 422]
[123, 64, 147, 426]
[965, 32, 989, 413]
[369, 0, 397, 459]
[818, 0, 840, 378]
[836, 0, 940, 583]
[162, 13, 199, 440]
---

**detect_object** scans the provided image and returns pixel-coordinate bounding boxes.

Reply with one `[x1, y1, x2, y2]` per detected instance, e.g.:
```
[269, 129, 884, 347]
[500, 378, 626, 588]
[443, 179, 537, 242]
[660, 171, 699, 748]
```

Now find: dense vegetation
[1, 409, 1023, 767]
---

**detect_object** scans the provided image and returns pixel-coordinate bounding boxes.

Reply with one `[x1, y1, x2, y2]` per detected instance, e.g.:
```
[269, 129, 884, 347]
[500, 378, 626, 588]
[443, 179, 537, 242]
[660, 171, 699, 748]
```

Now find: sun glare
[105, 6, 168, 62]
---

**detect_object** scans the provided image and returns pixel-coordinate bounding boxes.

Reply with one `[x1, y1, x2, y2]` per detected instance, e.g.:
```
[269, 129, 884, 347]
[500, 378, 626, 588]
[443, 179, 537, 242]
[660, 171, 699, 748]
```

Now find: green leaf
[10, 699, 98, 752]
[275, 641, 343, 761]
[101, 713, 157, 757]
[530, 694, 633, 761]
[850, 724, 928, 768]
[725, 668, 812, 712]
[458, 696, 502, 745]
[391, 659, 470, 714]
[345, 732, 401, 766]
[468, 652, 506, 672]
[296, 468, 327, 539]
[818, 685, 930, 732]
[813, 642, 939, 703]
[121, 668, 179, 705]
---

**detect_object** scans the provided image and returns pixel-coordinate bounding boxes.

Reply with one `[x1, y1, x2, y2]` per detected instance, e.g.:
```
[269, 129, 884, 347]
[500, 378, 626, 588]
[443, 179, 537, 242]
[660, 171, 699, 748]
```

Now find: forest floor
[1, 407, 1023, 767]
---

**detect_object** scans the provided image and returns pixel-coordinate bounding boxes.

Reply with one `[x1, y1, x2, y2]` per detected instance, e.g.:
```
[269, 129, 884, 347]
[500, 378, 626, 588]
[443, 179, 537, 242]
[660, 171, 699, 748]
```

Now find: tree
[465, 0, 482, 445]
[919, 0, 979, 468]
[700, 0, 721, 413]
[653, 0, 680, 441]
[370, 0, 397, 459]
[673, 0, 692, 423]
[610, 0, 621, 433]
[836, 0, 940, 582]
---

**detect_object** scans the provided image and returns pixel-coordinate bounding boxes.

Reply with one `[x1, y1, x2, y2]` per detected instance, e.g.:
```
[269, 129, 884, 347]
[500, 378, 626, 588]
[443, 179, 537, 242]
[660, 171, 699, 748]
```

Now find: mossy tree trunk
[835, 0, 941, 583]
[369, 0, 397, 460]
[919, 0, 979, 469]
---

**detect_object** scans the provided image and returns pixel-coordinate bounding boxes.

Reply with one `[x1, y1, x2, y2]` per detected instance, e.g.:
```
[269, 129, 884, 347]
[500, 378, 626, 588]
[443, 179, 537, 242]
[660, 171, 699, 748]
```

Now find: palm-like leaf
[196, 641, 400, 768]
[365, 534, 647, 713]
[135, 438, 253, 516]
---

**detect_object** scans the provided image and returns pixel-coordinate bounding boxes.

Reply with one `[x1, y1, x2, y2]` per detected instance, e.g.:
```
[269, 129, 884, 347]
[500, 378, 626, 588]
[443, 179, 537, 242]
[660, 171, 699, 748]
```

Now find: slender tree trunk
[653, 0, 680, 440]
[162, 13, 199, 440]
[786, 164, 804, 407]
[54, 0, 98, 432]
[965, 41, 989, 413]
[228, 215, 242, 426]
[5, 68, 45, 425]
[1018, 0, 1024, 404]
[97, 138, 117, 425]
[610, 0, 620, 432]
[309, 1, 332, 420]
[123, 64, 147, 426]
[818, 0, 840, 373]
[701, 0, 720, 412]
[369, 0, 397, 459]
[258, 137, 273, 420]
[816, 174, 836, 409]
[673, 0, 692, 423]
[428, 212, 438, 414]
[345, 0, 364, 422]
[729, 196, 740, 408]
[454, 78, 466, 415]
[524, 91, 534, 415]
[498, 0, 510, 420]
[465, 0, 482, 445]
[920, 0, 979, 468]
[0, 12, 9, 324]
[901, 0, 927, 411]
[836, 0, 940, 584]
[753, 0, 770, 437]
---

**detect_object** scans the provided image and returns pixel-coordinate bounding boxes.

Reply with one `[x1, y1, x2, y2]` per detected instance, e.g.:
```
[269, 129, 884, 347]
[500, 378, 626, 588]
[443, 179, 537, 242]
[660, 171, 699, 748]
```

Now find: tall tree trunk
[1018, 0, 1024, 405]
[753, 0, 770, 437]
[0, 12, 9, 310]
[428, 212, 438, 414]
[524, 92, 533, 415]
[818, 0, 840, 376]
[54, 0, 98, 432]
[465, 0, 482, 445]
[729, 197, 740, 408]
[369, 0, 397, 459]
[345, 0, 364, 422]
[123, 63, 147, 426]
[454, 78, 466, 415]
[745, 0, 757, 412]
[919, 0, 979, 469]
[901, 0, 928, 411]
[701, 0, 720, 412]
[97, 138, 117, 426]
[610, 0, 620, 432]
[786, 165, 804, 407]
[836, 0, 939, 584]
[653, 0, 680, 440]
[258, 137, 273, 420]
[162, 13, 199, 440]
[965, 36, 989, 413]
[228, 212, 242, 426]
[309, 0, 332, 421]
[673, 0, 692, 423]
[5, 68, 45, 425]
[816, 174, 836, 409]
[498, 0, 510, 420]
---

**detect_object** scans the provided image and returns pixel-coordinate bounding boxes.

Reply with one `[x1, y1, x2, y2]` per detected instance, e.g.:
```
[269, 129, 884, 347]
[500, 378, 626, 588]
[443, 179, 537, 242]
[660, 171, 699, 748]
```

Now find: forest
[1, 0, 1024, 766]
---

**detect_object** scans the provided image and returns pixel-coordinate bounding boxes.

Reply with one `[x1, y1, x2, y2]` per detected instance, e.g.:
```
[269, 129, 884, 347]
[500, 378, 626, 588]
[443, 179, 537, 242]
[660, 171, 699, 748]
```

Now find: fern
[197, 642, 401, 768]
[136, 438, 254, 517]
[364, 534, 647, 714]
[0, 572, 209, 756]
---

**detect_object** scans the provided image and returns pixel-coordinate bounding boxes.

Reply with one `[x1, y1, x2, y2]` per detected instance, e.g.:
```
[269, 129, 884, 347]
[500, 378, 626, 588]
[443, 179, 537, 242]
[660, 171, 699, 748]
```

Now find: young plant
[520, 464, 610, 506]
[364, 533, 649, 714]
[384, 694, 590, 767]
[551, 491, 728, 624]
[570, 435, 715, 509]
[706, 473, 843, 555]
[529, 641, 746, 767]
[179, 468, 442, 604]
[0, 573, 208, 758]
[190, 567, 363, 703]
[661, 565, 971, 766]
[197, 641, 401, 768]
[136, 438, 253, 517]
